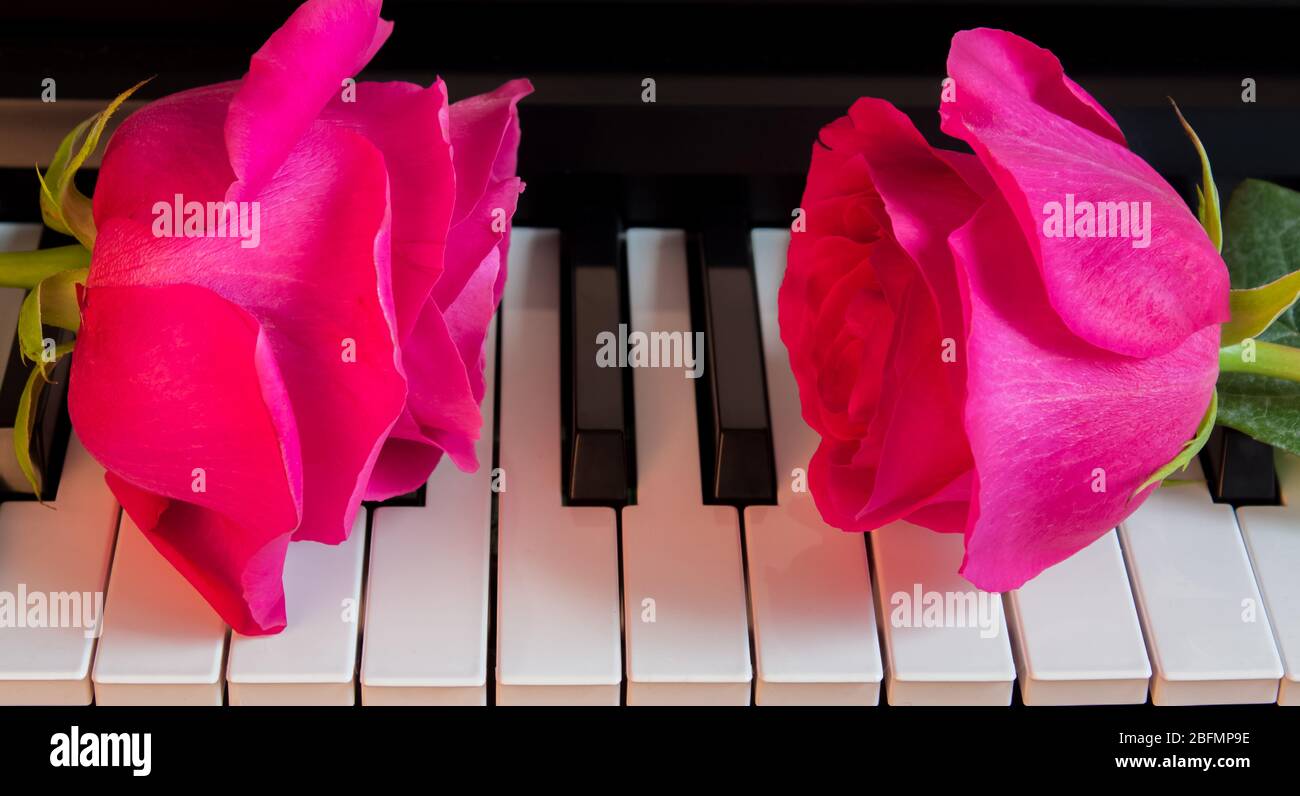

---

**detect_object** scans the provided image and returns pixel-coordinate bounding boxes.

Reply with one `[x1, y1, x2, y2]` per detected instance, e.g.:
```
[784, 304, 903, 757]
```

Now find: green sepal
[1222, 267, 1300, 347]
[1170, 99, 1222, 254]
[1132, 389, 1218, 498]
[38, 114, 95, 238]
[38, 78, 150, 249]
[18, 268, 87, 380]
[14, 339, 75, 498]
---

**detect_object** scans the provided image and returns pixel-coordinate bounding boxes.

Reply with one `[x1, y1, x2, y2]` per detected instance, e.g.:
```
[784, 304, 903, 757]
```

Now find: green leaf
[1218, 179, 1300, 451]
[1171, 99, 1222, 253]
[18, 268, 87, 379]
[1222, 268, 1300, 347]
[1222, 179, 1300, 345]
[0, 244, 90, 289]
[1133, 389, 1218, 497]
[1217, 372, 1300, 457]
[38, 78, 149, 249]
[13, 341, 75, 498]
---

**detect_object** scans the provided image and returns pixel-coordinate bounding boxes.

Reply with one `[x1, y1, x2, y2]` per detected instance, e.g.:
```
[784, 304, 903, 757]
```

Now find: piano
[0, 0, 1297, 706]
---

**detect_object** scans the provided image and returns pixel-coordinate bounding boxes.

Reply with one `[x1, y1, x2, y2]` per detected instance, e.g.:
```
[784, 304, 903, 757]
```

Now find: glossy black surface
[689, 223, 776, 505]
[1201, 426, 1279, 506]
[561, 187, 635, 506]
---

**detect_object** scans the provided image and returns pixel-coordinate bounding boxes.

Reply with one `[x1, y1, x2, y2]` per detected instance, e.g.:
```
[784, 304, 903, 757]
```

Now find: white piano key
[92, 513, 228, 705]
[226, 513, 367, 706]
[870, 523, 1015, 705]
[361, 320, 498, 706]
[1120, 481, 1282, 705]
[1004, 531, 1150, 705]
[0, 434, 121, 704]
[621, 229, 751, 706]
[744, 228, 881, 707]
[496, 228, 622, 706]
[1236, 452, 1300, 706]
[0, 222, 41, 250]
[0, 222, 42, 493]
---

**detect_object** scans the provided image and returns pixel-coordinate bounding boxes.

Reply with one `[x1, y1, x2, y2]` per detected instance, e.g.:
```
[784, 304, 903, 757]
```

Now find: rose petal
[947, 29, 1127, 147]
[858, 262, 973, 528]
[366, 437, 445, 498]
[70, 283, 301, 634]
[835, 98, 980, 397]
[225, 0, 391, 199]
[435, 176, 522, 310]
[323, 80, 456, 342]
[94, 83, 239, 226]
[787, 103, 976, 532]
[89, 123, 406, 544]
[941, 28, 1229, 358]
[447, 79, 532, 227]
[441, 245, 501, 405]
[403, 299, 482, 458]
[950, 194, 1220, 590]
[109, 474, 294, 635]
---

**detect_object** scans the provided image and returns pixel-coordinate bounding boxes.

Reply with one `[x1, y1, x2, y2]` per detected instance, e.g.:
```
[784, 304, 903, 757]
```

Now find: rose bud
[69, 0, 530, 633]
[780, 28, 1227, 590]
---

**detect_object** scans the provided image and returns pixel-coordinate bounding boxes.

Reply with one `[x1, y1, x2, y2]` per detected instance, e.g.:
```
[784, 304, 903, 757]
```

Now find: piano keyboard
[0, 219, 1297, 707]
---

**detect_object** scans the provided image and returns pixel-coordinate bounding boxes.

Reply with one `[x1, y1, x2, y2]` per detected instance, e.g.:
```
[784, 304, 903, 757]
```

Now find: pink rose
[779, 28, 1227, 590]
[68, 0, 529, 633]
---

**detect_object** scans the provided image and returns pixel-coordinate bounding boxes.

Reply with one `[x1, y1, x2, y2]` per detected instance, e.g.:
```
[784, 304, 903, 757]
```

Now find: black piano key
[689, 224, 776, 505]
[747, 175, 805, 229]
[1200, 426, 1279, 506]
[561, 195, 634, 506]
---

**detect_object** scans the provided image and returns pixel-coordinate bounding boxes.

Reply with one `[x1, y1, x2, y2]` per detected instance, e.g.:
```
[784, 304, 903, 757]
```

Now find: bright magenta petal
[946, 29, 1127, 147]
[857, 261, 972, 528]
[441, 245, 501, 406]
[89, 124, 406, 545]
[370, 231, 502, 496]
[109, 475, 294, 635]
[94, 83, 239, 227]
[784, 102, 975, 533]
[394, 294, 483, 466]
[367, 437, 445, 499]
[435, 176, 522, 310]
[838, 98, 978, 386]
[366, 295, 482, 501]
[363, 80, 532, 498]
[70, 283, 301, 634]
[447, 79, 532, 227]
[941, 27, 1229, 358]
[225, 0, 390, 199]
[951, 196, 1220, 590]
[323, 80, 455, 342]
